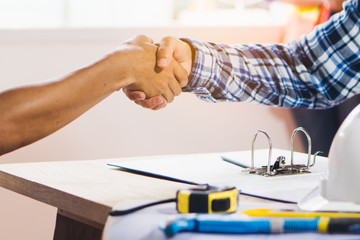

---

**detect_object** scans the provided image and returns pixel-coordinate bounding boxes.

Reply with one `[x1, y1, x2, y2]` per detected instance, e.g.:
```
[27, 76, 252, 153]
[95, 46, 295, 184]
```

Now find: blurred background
[0, 0, 311, 239]
[0, 0, 292, 28]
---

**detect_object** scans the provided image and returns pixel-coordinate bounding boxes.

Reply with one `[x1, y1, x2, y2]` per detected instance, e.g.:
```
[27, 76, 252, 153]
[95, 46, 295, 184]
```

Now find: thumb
[157, 37, 176, 68]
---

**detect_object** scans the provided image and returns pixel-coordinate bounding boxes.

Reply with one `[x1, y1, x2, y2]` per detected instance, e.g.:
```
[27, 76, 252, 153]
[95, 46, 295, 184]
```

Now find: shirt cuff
[180, 38, 222, 103]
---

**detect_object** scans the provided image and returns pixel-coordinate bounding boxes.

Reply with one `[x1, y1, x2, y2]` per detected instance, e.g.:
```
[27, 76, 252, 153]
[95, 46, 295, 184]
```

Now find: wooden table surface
[0, 158, 193, 239]
[0, 156, 280, 239]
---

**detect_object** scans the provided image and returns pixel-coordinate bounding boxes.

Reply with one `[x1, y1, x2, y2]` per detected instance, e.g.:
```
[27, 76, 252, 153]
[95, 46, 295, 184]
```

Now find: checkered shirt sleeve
[182, 0, 360, 109]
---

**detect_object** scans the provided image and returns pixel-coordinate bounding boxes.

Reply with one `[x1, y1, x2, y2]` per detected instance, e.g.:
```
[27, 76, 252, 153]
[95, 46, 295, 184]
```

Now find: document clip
[243, 127, 322, 177]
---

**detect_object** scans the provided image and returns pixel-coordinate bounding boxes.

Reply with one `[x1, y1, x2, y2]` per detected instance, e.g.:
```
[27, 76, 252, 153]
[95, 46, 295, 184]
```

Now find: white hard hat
[299, 104, 360, 212]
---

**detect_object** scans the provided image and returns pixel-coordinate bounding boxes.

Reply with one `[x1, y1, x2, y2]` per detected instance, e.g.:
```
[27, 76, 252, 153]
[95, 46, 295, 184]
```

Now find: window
[0, 0, 290, 28]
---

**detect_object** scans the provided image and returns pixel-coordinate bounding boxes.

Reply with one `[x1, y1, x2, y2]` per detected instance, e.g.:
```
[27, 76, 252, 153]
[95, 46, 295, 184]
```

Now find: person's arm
[0, 35, 188, 156]
[180, 0, 359, 108]
[127, 0, 360, 109]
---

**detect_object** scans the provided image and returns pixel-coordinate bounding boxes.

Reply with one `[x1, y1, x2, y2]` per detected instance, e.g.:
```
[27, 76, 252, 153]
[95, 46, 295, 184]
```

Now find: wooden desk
[0, 159, 192, 240]
[0, 156, 281, 239]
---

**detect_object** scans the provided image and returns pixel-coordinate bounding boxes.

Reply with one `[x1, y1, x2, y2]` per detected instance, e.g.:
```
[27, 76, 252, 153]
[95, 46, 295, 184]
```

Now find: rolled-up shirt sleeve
[182, 0, 360, 109]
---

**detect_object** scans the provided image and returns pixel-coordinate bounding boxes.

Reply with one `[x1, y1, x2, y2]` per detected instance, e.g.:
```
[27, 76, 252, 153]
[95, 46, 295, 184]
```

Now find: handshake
[109, 35, 193, 110]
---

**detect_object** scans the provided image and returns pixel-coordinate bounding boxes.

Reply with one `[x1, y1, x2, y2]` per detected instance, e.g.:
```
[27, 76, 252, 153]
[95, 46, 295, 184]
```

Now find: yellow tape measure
[109, 185, 239, 216]
[176, 185, 239, 214]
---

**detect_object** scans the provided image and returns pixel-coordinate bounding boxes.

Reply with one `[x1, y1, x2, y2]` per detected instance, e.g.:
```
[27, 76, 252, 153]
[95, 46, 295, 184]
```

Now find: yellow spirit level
[176, 185, 239, 214]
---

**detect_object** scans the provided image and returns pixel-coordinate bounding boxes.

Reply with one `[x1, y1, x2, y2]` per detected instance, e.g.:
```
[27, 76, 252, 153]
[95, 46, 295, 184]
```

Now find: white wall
[0, 27, 300, 239]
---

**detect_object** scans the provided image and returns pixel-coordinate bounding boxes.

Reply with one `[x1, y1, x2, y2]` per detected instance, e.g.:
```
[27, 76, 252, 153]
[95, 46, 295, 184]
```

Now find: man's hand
[123, 36, 192, 110]
[117, 35, 188, 103]
[156, 37, 192, 74]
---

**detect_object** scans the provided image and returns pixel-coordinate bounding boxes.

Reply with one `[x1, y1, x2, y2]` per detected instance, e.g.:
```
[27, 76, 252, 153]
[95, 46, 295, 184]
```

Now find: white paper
[107, 149, 328, 203]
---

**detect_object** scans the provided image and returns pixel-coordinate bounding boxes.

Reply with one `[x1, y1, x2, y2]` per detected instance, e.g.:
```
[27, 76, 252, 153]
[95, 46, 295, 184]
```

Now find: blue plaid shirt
[183, 0, 360, 109]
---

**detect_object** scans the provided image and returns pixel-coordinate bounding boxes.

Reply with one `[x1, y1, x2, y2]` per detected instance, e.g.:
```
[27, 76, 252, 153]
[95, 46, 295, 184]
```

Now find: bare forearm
[0, 53, 128, 155]
[0, 35, 187, 156]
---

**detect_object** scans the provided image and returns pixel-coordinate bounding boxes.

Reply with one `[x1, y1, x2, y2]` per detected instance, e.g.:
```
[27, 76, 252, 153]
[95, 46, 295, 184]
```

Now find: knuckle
[133, 34, 153, 44]
[161, 36, 176, 46]
[135, 34, 146, 40]
[162, 36, 172, 42]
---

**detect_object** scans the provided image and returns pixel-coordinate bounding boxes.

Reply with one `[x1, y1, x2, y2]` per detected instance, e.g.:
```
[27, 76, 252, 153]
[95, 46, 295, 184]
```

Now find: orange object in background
[315, 3, 331, 25]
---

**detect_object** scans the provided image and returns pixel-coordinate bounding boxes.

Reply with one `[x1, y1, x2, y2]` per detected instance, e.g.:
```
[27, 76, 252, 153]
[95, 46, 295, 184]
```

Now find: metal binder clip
[245, 127, 321, 177]
[290, 127, 312, 172]
[248, 130, 273, 176]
